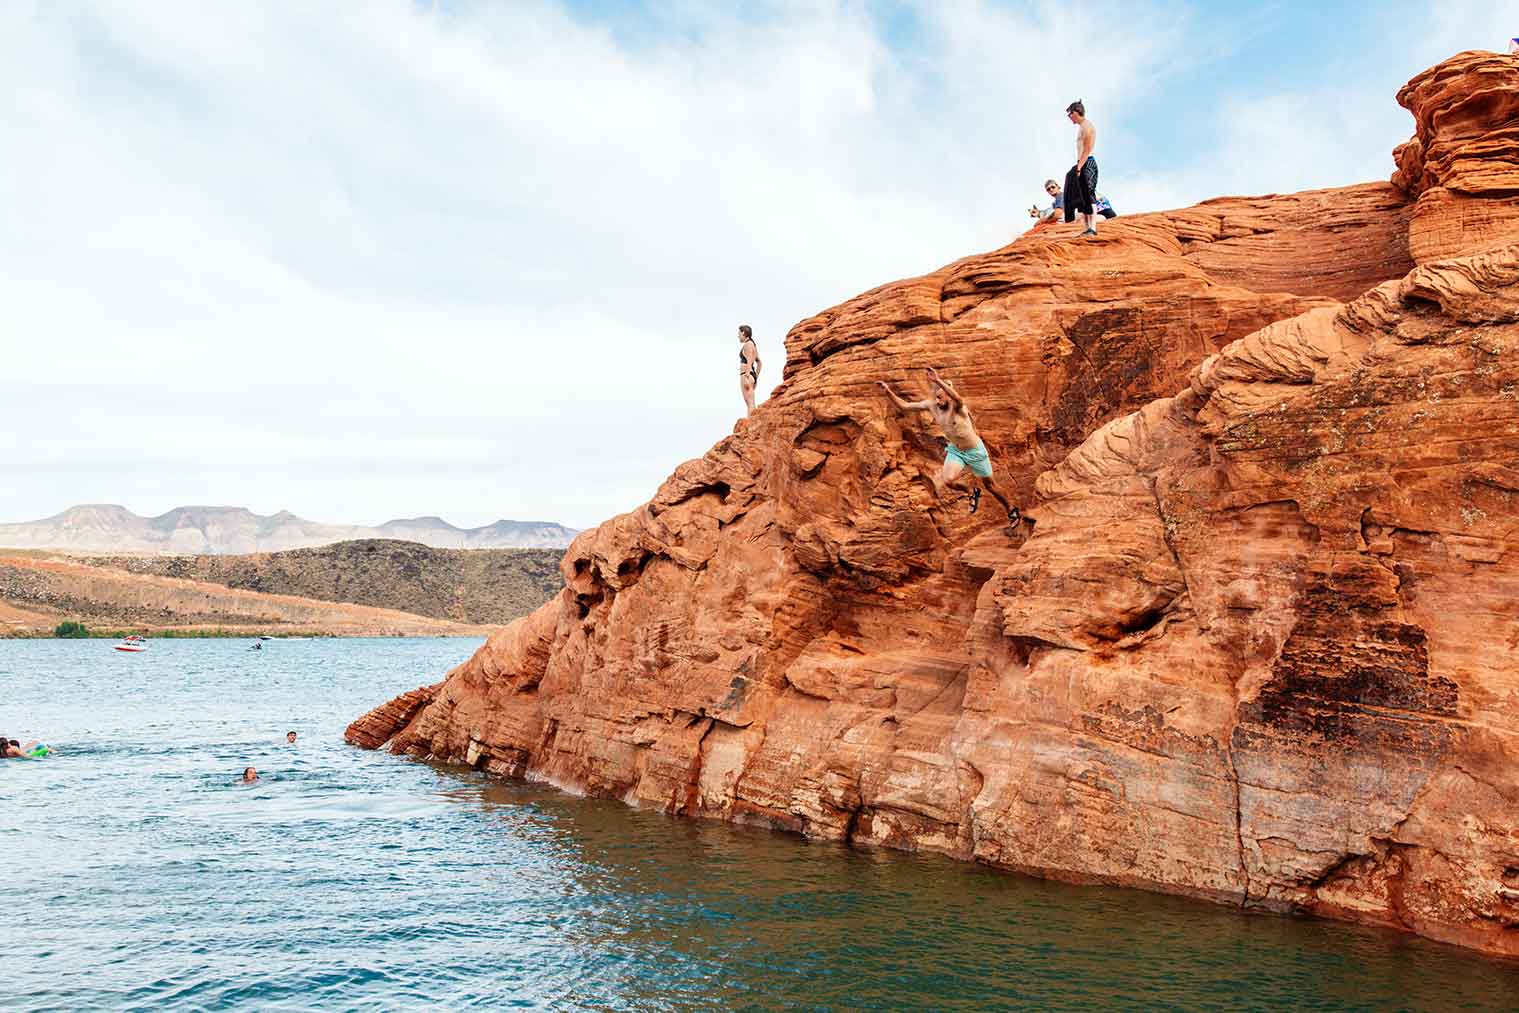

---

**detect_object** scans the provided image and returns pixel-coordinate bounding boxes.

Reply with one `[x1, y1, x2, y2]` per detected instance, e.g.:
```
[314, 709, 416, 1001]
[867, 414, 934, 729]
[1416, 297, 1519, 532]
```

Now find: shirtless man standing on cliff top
[738, 324, 761, 416]
[1065, 99, 1099, 237]
[879, 368, 1020, 524]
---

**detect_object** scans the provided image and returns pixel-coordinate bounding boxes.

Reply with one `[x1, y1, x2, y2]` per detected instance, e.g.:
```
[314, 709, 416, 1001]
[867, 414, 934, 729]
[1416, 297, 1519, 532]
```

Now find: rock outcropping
[349, 52, 1519, 957]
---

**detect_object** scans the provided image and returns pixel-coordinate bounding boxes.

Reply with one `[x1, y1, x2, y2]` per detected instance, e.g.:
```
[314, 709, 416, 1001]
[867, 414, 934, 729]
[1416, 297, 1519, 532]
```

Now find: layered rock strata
[349, 51, 1519, 957]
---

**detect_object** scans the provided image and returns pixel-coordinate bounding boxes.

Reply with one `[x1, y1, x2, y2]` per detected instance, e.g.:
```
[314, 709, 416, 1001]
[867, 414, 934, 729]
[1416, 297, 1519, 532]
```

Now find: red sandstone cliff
[349, 51, 1519, 957]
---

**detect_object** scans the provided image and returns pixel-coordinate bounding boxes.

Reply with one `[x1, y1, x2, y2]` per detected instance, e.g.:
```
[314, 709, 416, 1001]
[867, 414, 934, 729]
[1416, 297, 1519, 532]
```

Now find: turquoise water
[3, 639, 1518, 1011]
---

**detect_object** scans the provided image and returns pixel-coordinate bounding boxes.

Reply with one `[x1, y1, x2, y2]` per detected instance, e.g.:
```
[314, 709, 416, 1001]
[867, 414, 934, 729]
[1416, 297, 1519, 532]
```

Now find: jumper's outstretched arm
[878, 381, 932, 413]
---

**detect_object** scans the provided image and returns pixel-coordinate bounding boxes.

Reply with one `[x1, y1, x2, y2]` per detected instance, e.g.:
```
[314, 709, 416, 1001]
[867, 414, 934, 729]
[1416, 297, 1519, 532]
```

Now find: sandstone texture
[349, 52, 1519, 957]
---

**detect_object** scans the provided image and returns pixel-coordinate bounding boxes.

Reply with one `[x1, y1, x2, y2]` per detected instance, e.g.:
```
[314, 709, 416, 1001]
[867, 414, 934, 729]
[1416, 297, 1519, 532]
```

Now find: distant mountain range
[0, 505, 579, 554]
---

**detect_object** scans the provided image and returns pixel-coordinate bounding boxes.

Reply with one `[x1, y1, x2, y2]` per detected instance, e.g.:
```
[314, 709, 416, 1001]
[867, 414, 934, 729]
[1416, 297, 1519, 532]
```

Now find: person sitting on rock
[1031, 178, 1064, 223]
[739, 324, 762, 417]
[879, 368, 1020, 524]
[1033, 179, 1115, 228]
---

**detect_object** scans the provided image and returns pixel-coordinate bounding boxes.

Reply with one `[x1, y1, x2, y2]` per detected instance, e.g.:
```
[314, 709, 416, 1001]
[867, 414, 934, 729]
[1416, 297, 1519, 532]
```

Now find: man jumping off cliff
[1063, 100, 1100, 237]
[739, 324, 761, 417]
[879, 368, 1020, 524]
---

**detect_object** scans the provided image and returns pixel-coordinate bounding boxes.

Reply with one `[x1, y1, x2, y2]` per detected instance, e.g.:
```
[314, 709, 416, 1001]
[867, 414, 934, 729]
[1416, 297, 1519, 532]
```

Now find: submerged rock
[350, 50, 1519, 958]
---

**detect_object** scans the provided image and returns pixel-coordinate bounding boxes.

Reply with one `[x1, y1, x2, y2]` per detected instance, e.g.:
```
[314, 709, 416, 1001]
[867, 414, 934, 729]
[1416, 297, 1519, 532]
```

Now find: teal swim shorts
[945, 442, 993, 478]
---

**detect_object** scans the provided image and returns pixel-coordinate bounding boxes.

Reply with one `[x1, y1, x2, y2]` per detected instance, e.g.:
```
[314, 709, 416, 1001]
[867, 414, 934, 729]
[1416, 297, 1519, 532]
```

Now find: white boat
[114, 636, 148, 653]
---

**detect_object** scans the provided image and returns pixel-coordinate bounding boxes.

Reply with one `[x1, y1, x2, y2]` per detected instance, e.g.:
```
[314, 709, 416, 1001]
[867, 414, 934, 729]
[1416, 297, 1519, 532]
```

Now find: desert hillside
[348, 51, 1519, 958]
[84, 539, 562, 625]
[0, 552, 488, 637]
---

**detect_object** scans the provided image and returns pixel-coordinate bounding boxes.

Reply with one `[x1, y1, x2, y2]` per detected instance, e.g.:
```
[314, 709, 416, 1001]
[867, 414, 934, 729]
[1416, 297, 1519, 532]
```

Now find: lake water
[3, 638, 1518, 1011]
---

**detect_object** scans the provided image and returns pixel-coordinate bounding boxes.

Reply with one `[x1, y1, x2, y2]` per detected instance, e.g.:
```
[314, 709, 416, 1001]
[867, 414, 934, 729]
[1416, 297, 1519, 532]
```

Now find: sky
[3, 0, 1516, 530]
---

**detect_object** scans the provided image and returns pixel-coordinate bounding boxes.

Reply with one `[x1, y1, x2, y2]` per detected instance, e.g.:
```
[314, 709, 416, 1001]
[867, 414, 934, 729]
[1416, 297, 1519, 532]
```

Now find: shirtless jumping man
[738, 324, 761, 416]
[879, 368, 1020, 524]
[1064, 99, 1099, 237]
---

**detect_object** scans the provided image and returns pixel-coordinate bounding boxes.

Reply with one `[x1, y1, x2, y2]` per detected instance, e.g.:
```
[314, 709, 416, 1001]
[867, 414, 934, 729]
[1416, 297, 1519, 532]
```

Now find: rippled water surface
[3, 638, 1518, 1011]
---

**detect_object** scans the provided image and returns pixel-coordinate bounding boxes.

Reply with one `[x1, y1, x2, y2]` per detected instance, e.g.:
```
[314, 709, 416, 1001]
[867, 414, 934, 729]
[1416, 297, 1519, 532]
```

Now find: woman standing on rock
[739, 324, 762, 417]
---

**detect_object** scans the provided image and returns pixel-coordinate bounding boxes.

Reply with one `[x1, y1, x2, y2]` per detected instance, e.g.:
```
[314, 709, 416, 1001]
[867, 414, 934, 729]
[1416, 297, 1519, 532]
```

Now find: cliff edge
[349, 51, 1519, 957]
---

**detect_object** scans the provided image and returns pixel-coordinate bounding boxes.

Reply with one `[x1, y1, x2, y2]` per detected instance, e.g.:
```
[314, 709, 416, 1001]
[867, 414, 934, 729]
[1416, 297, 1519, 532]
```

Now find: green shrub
[54, 620, 89, 638]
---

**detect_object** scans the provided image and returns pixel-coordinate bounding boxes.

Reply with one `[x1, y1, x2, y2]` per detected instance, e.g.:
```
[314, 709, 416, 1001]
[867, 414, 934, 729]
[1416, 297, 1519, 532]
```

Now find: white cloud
[1, 1, 1511, 529]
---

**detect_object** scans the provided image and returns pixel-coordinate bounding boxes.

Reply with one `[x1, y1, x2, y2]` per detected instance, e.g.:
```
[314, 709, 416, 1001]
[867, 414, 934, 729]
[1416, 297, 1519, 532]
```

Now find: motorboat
[114, 635, 148, 653]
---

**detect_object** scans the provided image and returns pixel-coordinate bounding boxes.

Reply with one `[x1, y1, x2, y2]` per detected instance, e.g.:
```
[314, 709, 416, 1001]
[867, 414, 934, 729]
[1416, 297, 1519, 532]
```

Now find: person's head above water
[286, 731, 297, 743]
[1, 739, 18, 758]
[1066, 99, 1085, 122]
[738, 324, 752, 341]
[241, 766, 259, 782]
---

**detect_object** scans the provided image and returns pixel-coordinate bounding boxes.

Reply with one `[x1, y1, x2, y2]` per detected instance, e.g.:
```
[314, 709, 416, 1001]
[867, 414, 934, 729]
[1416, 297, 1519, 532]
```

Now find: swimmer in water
[286, 731, 297, 744]
[241, 766, 259, 782]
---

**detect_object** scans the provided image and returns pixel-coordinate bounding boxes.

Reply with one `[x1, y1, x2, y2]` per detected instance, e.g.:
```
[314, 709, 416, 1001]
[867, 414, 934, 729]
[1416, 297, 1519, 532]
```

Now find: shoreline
[2, 629, 489, 640]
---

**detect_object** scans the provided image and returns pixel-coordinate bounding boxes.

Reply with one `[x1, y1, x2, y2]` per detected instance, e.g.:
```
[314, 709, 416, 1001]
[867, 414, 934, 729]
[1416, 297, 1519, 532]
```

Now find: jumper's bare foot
[968, 487, 981, 514]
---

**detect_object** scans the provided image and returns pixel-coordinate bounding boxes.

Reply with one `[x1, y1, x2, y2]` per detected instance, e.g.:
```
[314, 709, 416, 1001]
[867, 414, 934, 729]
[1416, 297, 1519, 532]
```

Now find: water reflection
[3, 638, 1518, 1012]
[426, 763, 1519, 1012]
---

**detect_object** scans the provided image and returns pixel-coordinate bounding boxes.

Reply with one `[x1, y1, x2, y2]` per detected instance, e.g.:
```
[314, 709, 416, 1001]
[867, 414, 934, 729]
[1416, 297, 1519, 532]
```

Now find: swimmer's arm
[877, 382, 931, 412]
